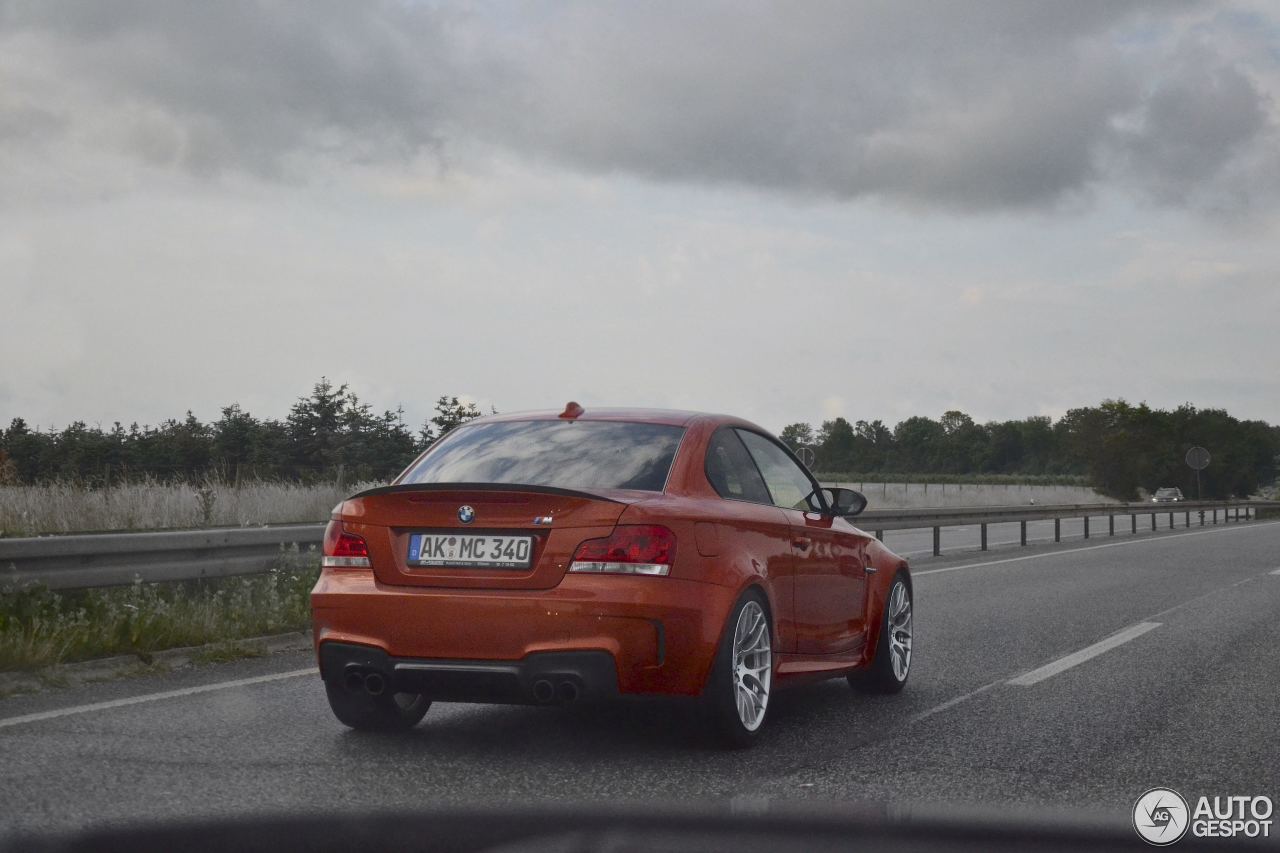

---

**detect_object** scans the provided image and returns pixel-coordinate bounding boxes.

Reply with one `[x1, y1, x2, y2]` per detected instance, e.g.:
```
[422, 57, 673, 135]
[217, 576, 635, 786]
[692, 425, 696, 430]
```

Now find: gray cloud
[1, 0, 471, 177]
[1116, 43, 1273, 205]
[1, 0, 1276, 209]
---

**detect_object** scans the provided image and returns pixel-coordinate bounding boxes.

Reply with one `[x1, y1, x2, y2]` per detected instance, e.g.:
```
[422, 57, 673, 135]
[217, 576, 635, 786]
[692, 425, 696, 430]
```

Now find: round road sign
[1185, 446, 1210, 470]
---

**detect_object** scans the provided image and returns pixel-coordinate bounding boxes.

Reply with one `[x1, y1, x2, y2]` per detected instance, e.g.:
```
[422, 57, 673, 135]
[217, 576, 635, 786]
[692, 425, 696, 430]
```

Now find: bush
[0, 548, 320, 671]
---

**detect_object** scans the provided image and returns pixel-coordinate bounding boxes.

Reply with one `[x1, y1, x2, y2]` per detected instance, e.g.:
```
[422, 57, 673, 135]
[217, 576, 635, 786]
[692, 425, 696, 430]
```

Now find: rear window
[399, 420, 685, 492]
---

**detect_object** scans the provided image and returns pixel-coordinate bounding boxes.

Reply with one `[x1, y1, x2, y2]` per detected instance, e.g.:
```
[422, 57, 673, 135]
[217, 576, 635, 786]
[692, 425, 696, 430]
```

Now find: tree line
[1, 382, 1276, 500]
[0, 379, 483, 486]
[780, 401, 1278, 500]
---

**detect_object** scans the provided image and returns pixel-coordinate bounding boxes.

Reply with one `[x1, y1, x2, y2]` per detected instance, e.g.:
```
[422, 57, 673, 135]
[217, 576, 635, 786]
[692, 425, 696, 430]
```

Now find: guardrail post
[1150, 513, 1156, 531]
[1235, 507, 1240, 522]
[875, 529, 884, 541]
[1184, 511, 1190, 527]
[932, 526, 941, 557]
[1199, 510, 1205, 526]
[1168, 512, 1174, 529]
[1109, 515, 1115, 536]
[1130, 514, 1136, 534]
[980, 523, 988, 551]
[1054, 518, 1061, 542]
[1213, 508, 1217, 524]
[1020, 520, 1027, 546]
[1083, 516, 1090, 539]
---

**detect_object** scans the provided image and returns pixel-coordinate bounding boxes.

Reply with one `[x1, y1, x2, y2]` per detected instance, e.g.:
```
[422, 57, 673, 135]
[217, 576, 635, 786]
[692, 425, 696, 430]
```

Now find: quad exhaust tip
[532, 679, 555, 704]
[532, 678, 581, 704]
[342, 665, 388, 696]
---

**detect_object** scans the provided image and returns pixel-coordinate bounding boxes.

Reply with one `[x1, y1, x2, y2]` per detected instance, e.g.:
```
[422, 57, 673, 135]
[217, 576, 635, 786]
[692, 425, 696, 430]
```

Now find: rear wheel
[324, 681, 431, 732]
[704, 590, 773, 747]
[850, 572, 912, 694]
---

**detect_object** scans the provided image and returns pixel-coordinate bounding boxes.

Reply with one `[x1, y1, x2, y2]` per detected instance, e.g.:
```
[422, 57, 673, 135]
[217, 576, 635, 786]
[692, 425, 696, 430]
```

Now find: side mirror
[823, 487, 868, 518]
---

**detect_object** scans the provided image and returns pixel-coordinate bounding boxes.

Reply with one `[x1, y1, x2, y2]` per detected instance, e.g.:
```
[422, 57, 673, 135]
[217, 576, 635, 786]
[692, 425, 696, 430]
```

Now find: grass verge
[0, 548, 319, 672]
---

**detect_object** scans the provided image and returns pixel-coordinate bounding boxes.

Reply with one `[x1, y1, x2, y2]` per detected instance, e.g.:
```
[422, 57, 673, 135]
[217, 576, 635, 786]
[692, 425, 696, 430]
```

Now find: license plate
[407, 533, 534, 569]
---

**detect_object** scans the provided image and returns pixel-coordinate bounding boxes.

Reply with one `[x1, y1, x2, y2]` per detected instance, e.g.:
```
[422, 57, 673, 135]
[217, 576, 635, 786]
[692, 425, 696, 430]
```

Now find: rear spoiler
[348, 482, 626, 504]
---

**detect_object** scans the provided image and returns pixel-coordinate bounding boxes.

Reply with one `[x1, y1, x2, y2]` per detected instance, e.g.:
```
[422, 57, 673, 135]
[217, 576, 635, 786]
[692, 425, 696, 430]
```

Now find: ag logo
[457, 505, 475, 524]
[1133, 788, 1190, 845]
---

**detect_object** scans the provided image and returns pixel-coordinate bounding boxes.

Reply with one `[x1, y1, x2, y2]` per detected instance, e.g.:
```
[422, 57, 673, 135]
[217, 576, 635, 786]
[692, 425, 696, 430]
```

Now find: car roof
[476, 406, 765, 431]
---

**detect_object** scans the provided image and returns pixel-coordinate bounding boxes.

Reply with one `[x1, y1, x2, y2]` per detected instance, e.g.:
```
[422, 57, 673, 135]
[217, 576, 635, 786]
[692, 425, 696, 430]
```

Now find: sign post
[1185, 446, 1210, 500]
[797, 446, 816, 469]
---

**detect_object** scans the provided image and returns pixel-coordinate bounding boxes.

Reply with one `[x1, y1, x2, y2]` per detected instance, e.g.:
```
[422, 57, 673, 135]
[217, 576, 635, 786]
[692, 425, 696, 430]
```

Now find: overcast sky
[3, 1, 1279, 435]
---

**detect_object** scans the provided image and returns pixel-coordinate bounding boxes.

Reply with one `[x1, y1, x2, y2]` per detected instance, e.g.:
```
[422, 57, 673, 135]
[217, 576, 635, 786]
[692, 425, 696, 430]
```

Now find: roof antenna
[559, 401, 585, 419]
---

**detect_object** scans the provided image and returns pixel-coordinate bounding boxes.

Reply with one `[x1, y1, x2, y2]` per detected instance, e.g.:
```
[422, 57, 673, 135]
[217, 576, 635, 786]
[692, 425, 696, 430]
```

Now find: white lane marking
[1007, 622, 1161, 687]
[913, 520, 1280, 577]
[0, 668, 315, 730]
[908, 679, 1004, 724]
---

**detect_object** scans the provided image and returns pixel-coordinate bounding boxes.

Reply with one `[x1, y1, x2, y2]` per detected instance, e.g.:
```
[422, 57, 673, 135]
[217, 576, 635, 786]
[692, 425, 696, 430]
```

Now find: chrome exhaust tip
[342, 667, 366, 693]
[557, 680, 580, 703]
[363, 672, 387, 696]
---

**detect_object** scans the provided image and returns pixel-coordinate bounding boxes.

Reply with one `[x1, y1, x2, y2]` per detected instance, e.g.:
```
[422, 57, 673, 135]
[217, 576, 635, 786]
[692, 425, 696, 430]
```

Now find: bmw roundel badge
[457, 505, 476, 524]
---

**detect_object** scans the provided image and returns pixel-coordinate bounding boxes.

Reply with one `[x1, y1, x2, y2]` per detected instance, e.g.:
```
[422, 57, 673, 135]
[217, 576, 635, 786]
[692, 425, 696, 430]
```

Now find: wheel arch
[862, 558, 910, 667]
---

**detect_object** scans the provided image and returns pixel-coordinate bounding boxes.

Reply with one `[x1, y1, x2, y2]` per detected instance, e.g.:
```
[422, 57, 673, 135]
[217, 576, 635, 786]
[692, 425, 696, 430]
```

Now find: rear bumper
[320, 642, 618, 705]
[310, 571, 738, 697]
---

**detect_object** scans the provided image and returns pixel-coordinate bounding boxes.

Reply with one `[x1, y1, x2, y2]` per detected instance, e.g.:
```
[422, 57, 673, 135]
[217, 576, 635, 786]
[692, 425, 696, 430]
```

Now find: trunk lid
[340, 483, 642, 590]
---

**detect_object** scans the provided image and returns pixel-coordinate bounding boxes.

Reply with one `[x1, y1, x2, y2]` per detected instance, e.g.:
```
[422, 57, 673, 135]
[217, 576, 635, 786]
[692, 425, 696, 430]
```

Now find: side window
[704, 428, 773, 504]
[737, 430, 823, 512]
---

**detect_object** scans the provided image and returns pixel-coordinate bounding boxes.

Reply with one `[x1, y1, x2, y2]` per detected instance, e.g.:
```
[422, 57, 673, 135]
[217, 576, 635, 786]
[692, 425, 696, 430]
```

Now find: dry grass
[0, 479, 383, 537]
[0, 477, 1122, 535]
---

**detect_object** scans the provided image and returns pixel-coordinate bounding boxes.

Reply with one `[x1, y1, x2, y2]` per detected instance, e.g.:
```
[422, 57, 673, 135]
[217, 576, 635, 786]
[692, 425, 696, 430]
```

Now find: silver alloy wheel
[732, 600, 772, 731]
[887, 580, 912, 682]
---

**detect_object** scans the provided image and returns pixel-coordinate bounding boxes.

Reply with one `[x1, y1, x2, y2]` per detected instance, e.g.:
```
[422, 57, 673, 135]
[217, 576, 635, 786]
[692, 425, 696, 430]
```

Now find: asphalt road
[2, 518, 1279, 840]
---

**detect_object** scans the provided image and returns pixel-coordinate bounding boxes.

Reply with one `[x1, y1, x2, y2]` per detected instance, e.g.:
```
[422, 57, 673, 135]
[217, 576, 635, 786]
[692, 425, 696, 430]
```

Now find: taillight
[322, 519, 371, 569]
[569, 525, 675, 576]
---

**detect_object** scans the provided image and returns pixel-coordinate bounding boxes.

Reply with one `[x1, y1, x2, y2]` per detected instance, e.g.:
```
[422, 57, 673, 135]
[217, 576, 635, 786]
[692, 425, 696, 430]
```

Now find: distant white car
[1152, 487, 1184, 503]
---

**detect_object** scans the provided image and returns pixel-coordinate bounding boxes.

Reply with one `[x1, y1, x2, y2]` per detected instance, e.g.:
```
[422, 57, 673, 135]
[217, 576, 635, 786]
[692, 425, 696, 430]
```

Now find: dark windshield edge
[348, 482, 627, 504]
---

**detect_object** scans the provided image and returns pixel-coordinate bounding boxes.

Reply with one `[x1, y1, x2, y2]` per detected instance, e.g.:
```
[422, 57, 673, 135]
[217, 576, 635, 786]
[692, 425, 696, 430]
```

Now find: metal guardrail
[1, 501, 1277, 591]
[854, 500, 1280, 556]
[0, 524, 325, 591]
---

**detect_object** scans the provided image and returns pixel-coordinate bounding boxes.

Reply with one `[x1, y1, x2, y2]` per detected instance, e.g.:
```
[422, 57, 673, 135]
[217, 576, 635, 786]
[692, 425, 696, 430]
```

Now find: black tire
[703, 589, 773, 748]
[324, 681, 431, 732]
[850, 571, 912, 694]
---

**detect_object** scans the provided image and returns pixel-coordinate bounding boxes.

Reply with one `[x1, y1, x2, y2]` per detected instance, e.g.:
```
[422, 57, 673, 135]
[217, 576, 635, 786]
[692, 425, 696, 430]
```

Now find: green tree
[816, 417, 857, 471]
[286, 377, 350, 474]
[891, 416, 945, 473]
[421, 396, 484, 449]
[778, 423, 814, 451]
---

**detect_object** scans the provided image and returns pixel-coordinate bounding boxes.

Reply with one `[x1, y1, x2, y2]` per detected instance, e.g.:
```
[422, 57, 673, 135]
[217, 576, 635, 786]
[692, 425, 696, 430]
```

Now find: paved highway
[2, 519, 1279, 840]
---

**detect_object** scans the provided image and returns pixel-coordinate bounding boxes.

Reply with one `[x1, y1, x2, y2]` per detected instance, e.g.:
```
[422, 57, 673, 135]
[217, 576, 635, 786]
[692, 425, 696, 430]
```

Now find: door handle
[792, 537, 812, 550]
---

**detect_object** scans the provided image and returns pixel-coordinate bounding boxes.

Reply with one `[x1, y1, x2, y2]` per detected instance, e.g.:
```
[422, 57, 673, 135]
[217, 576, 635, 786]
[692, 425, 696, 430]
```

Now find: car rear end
[310, 413, 735, 708]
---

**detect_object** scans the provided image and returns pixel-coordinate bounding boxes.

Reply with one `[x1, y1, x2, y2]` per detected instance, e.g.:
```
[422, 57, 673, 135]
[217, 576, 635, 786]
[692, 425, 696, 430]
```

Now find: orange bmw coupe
[310, 404, 912, 745]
